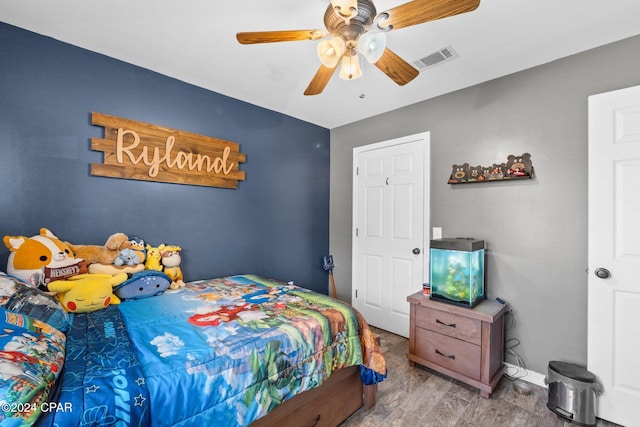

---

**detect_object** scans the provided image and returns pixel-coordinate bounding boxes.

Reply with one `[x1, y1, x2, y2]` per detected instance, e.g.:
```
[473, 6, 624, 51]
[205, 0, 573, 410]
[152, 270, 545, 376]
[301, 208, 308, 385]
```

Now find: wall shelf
[448, 153, 534, 185]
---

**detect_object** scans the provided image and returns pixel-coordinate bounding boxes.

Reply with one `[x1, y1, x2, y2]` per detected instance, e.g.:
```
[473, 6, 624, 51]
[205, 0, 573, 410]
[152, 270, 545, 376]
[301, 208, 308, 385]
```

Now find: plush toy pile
[2, 228, 184, 313]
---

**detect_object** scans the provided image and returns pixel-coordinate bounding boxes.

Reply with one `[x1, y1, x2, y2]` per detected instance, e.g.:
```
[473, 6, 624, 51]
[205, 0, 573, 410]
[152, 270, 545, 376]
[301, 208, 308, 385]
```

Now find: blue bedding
[37, 275, 386, 427]
[37, 305, 149, 426]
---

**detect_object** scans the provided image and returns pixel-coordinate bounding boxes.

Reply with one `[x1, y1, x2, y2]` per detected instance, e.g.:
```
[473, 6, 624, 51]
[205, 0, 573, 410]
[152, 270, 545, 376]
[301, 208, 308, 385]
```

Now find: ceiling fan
[237, 0, 480, 96]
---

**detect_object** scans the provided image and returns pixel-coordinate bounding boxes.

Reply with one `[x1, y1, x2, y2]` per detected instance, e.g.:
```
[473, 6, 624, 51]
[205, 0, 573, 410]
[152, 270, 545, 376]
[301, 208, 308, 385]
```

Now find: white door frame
[351, 132, 430, 331]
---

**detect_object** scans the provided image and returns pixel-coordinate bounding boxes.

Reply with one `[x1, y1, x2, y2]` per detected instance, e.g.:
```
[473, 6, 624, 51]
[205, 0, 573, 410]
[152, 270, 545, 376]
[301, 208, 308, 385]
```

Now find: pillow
[0, 308, 66, 426]
[0, 273, 69, 332]
[0, 273, 22, 306]
[114, 270, 171, 300]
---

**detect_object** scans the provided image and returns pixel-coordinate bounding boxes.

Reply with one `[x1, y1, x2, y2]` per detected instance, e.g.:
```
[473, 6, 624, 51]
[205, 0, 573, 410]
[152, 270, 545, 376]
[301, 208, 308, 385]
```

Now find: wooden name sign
[91, 112, 246, 189]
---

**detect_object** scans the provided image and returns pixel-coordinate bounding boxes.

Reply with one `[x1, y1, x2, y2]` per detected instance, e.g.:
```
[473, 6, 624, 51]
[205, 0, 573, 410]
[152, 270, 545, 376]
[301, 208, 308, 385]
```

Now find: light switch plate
[433, 227, 442, 239]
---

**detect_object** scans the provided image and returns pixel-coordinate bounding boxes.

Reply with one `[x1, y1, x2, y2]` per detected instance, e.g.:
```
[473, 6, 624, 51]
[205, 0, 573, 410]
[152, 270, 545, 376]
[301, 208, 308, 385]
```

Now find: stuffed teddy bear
[3, 228, 87, 290]
[159, 244, 185, 289]
[448, 163, 470, 184]
[506, 153, 532, 177]
[66, 233, 131, 265]
[48, 273, 128, 313]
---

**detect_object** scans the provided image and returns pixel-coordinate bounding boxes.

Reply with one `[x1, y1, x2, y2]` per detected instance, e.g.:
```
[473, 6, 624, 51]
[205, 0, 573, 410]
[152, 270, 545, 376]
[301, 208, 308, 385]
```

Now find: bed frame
[251, 365, 377, 427]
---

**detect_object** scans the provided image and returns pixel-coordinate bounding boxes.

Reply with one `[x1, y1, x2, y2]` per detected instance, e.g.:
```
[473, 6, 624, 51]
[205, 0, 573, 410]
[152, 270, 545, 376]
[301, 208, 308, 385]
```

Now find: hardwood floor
[341, 328, 622, 427]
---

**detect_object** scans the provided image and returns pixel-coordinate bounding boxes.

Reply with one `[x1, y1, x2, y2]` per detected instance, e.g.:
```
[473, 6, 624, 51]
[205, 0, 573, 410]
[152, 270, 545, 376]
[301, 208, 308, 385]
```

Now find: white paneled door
[588, 85, 640, 427]
[352, 133, 429, 337]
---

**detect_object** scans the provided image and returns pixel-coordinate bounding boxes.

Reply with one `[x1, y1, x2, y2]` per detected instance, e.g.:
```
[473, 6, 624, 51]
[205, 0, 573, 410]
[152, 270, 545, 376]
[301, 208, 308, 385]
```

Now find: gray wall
[330, 34, 640, 374]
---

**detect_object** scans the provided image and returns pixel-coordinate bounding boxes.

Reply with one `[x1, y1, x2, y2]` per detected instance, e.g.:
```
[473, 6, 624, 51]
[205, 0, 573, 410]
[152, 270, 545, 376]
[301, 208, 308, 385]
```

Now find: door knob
[594, 268, 611, 279]
[412, 248, 421, 255]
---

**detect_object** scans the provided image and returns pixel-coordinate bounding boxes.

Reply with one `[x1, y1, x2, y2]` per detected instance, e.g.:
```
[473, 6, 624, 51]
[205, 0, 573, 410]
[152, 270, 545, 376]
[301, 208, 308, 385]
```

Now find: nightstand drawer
[407, 292, 507, 397]
[415, 305, 481, 345]
[415, 327, 481, 380]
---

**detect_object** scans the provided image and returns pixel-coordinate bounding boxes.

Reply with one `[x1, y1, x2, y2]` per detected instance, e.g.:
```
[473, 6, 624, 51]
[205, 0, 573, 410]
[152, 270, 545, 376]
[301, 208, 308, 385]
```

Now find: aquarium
[429, 238, 485, 308]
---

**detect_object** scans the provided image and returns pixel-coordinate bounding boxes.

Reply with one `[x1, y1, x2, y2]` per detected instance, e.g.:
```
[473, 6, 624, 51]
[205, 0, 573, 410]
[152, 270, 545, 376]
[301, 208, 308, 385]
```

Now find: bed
[0, 273, 386, 427]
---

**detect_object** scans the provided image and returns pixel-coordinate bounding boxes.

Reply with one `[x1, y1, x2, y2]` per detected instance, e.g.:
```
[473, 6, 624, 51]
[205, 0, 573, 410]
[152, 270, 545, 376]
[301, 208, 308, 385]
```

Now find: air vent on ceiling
[413, 45, 459, 70]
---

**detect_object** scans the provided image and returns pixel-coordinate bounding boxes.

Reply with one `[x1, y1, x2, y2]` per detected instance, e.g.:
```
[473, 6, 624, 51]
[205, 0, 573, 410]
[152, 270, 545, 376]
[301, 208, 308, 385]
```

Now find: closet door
[352, 132, 430, 337]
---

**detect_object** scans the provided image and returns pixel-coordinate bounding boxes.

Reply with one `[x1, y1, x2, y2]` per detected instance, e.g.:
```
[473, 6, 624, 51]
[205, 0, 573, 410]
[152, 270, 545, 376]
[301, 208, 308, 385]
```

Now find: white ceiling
[3, 0, 640, 129]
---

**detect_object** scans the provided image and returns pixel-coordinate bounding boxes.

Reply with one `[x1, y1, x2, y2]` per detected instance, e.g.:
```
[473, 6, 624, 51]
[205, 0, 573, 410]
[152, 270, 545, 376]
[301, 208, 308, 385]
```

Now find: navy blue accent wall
[0, 23, 330, 293]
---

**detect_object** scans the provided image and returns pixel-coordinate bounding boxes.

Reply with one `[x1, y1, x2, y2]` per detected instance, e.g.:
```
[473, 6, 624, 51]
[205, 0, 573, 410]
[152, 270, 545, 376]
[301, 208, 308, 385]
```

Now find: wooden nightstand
[406, 292, 508, 398]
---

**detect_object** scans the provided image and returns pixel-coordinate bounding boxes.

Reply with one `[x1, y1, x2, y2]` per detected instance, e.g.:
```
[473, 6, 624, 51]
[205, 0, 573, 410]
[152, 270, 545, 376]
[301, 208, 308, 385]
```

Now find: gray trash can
[545, 361, 602, 426]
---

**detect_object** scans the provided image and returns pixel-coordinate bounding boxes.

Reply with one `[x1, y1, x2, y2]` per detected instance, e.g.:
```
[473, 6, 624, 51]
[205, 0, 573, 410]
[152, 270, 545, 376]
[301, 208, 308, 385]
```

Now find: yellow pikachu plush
[48, 273, 128, 313]
[144, 245, 163, 271]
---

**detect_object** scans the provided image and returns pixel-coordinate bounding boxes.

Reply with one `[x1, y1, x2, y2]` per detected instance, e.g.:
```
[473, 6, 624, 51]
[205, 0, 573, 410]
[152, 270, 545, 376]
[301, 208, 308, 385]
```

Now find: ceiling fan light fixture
[339, 51, 362, 80]
[331, 0, 358, 22]
[357, 32, 386, 63]
[237, 0, 482, 95]
[317, 37, 347, 68]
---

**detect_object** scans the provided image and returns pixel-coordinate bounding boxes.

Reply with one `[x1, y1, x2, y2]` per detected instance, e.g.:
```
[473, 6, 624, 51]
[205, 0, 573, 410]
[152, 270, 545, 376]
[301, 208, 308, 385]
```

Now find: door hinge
[356, 166, 359, 176]
[355, 228, 359, 237]
[355, 289, 358, 298]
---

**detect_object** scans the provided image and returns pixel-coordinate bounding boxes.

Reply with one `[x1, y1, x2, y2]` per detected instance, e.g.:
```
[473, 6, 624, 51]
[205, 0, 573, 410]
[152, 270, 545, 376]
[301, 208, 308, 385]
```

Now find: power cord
[505, 336, 527, 380]
[502, 308, 534, 394]
[495, 299, 529, 379]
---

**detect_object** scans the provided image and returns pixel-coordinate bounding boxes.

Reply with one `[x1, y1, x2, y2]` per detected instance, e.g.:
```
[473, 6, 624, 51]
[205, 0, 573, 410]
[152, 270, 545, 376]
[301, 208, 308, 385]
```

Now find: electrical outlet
[432, 227, 442, 239]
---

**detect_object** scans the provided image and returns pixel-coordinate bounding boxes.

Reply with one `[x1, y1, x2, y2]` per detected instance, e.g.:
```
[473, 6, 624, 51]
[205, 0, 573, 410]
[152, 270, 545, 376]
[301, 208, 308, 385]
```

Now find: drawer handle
[311, 414, 321, 427]
[435, 349, 456, 360]
[436, 319, 456, 328]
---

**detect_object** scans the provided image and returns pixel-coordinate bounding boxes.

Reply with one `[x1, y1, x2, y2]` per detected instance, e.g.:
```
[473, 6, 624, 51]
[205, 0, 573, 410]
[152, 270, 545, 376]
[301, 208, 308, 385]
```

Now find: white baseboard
[504, 362, 547, 388]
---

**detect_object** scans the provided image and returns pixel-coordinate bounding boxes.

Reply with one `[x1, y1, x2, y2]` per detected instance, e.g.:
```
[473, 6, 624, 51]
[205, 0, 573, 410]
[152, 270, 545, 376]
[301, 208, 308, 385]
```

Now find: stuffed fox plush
[3, 228, 86, 289]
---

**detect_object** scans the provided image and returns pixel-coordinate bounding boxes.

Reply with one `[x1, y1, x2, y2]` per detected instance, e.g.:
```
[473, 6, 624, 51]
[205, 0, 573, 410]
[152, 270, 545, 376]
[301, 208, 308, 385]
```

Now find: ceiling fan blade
[304, 64, 338, 96]
[379, 0, 480, 31]
[236, 30, 325, 44]
[374, 48, 419, 86]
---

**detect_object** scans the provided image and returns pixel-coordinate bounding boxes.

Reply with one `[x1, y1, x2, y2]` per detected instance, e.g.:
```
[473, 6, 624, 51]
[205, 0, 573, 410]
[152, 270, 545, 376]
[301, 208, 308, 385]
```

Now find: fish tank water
[429, 238, 485, 308]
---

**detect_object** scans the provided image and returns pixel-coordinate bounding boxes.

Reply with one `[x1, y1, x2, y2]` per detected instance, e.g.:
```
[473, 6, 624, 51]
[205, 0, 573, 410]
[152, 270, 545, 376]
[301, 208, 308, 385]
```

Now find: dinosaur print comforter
[37, 275, 386, 426]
